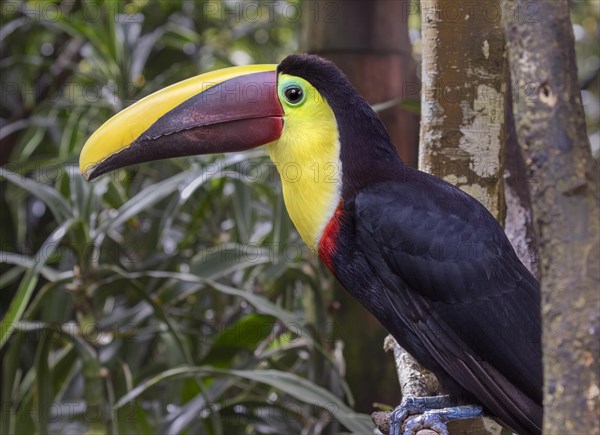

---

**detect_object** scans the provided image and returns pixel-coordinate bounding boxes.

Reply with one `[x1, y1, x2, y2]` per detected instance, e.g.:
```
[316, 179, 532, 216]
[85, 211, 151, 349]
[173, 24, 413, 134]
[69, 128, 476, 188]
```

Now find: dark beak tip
[81, 166, 95, 181]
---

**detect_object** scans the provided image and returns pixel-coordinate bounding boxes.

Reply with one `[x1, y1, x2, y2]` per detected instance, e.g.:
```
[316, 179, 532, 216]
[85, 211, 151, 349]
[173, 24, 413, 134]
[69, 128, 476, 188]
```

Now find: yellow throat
[267, 74, 342, 251]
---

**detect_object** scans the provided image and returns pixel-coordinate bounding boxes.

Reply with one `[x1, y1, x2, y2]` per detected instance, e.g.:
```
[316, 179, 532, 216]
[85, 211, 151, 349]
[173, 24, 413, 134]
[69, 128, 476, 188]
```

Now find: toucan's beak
[80, 65, 282, 180]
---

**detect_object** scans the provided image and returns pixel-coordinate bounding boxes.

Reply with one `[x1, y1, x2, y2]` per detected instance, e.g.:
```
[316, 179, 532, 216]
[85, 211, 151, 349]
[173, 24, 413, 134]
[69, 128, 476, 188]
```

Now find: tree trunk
[419, 0, 508, 432]
[501, 1, 600, 433]
[302, 0, 421, 413]
[504, 80, 540, 278]
[420, 0, 507, 221]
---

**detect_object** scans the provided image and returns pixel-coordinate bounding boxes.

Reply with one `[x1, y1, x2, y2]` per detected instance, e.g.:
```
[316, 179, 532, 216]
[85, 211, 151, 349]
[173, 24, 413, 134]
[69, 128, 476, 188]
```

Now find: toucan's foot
[389, 396, 483, 435]
[389, 395, 451, 435]
[402, 405, 484, 434]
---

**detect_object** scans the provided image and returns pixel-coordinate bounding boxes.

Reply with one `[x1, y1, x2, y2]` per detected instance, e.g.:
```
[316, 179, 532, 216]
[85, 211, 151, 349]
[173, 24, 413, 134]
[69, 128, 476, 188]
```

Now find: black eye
[284, 86, 304, 104]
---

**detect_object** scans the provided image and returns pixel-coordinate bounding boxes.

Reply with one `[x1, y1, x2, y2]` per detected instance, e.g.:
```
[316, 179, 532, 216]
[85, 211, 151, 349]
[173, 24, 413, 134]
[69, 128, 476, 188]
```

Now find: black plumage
[279, 54, 542, 435]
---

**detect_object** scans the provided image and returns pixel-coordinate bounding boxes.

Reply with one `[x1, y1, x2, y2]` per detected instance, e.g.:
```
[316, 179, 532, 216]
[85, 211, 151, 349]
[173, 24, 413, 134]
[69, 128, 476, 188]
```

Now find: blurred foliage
[571, 0, 600, 157]
[2, 1, 599, 434]
[0, 0, 374, 433]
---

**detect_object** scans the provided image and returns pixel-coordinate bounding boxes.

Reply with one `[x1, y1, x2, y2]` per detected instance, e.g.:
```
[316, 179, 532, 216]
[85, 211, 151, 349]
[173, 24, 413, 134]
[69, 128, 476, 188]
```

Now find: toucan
[80, 54, 542, 435]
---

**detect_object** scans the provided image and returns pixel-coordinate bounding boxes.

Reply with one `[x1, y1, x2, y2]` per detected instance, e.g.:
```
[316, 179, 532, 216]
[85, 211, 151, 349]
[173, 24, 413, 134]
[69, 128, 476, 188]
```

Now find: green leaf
[0, 253, 62, 282]
[114, 366, 375, 433]
[225, 369, 375, 433]
[201, 313, 276, 368]
[0, 219, 74, 350]
[1, 332, 26, 433]
[34, 331, 53, 433]
[97, 171, 189, 236]
[98, 269, 303, 326]
[0, 168, 72, 221]
[0, 267, 26, 290]
[204, 279, 303, 326]
[189, 243, 272, 280]
[371, 97, 421, 115]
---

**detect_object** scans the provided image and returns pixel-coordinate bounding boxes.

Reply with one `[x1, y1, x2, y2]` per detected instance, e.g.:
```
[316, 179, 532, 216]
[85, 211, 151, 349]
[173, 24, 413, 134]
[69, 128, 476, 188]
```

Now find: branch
[384, 335, 439, 398]
[372, 335, 439, 435]
[372, 336, 506, 435]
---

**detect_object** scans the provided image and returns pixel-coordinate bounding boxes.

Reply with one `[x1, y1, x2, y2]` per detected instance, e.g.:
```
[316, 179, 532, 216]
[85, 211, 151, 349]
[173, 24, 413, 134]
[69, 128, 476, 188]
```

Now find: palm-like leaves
[1, 1, 371, 433]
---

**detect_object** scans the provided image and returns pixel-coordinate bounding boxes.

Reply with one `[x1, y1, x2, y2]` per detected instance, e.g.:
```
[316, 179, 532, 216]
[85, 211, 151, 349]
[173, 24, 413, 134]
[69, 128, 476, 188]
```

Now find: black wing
[354, 177, 542, 434]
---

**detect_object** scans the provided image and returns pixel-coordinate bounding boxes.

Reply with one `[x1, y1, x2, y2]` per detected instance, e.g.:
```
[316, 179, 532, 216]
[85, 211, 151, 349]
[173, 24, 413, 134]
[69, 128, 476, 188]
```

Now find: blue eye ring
[283, 83, 305, 105]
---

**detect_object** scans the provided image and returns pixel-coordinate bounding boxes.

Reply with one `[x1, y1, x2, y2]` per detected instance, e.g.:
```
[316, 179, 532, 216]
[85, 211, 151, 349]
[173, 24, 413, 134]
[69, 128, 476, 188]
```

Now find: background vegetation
[1, 1, 598, 434]
[0, 1, 374, 433]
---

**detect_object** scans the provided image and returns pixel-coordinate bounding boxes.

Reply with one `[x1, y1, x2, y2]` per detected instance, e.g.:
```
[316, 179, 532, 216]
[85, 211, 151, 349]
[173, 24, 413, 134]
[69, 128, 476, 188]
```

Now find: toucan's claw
[403, 412, 450, 435]
[389, 395, 450, 435]
[402, 405, 484, 434]
[389, 396, 483, 435]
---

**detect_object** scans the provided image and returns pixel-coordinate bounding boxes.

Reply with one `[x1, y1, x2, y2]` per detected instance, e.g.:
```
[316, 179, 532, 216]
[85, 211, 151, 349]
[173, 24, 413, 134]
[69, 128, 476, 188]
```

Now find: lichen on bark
[420, 0, 507, 223]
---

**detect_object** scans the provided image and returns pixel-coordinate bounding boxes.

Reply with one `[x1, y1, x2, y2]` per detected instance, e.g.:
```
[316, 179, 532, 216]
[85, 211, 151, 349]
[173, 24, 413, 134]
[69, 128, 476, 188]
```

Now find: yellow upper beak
[79, 64, 282, 180]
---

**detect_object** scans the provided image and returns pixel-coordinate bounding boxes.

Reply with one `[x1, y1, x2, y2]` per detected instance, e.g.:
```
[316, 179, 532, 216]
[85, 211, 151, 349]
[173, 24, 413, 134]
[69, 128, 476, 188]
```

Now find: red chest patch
[318, 200, 344, 272]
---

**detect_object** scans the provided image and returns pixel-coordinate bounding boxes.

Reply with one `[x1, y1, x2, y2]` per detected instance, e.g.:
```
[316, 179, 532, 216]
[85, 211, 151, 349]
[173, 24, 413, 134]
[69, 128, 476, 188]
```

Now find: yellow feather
[267, 74, 342, 251]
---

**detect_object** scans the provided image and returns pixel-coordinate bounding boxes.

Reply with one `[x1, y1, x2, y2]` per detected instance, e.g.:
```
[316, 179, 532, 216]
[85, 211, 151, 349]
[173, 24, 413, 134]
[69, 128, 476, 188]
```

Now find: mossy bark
[501, 1, 600, 433]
